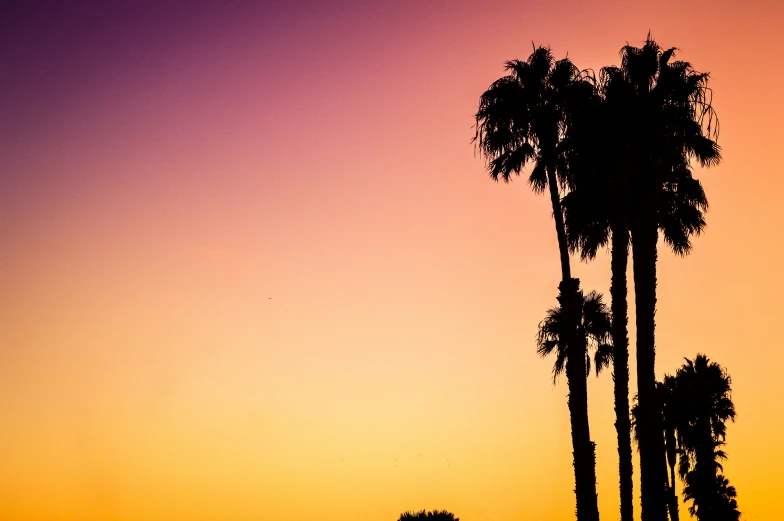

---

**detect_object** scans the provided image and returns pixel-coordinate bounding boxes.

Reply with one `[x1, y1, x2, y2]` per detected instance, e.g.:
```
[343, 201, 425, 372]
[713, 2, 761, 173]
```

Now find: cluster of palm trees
[634, 356, 739, 521]
[473, 36, 737, 521]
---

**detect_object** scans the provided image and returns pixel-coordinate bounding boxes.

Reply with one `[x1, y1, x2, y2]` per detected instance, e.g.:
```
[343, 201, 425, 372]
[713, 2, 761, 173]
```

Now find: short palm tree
[474, 46, 600, 521]
[537, 290, 613, 383]
[675, 355, 737, 521]
[601, 37, 720, 521]
[681, 446, 741, 521]
[537, 290, 612, 520]
[712, 475, 741, 521]
[634, 356, 739, 521]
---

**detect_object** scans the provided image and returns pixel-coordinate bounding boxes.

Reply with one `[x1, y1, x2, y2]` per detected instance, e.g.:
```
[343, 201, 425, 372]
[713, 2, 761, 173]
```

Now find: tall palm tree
[600, 37, 721, 521]
[562, 81, 635, 521]
[474, 46, 599, 521]
[675, 355, 737, 521]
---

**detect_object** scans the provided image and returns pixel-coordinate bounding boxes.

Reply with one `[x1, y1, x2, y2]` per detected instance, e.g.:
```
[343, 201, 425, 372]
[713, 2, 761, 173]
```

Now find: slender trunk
[547, 167, 572, 282]
[610, 220, 634, 521]
[564, 317, 600, 521]
[547, 164, 599, 521]
[631, 213, 668, 521]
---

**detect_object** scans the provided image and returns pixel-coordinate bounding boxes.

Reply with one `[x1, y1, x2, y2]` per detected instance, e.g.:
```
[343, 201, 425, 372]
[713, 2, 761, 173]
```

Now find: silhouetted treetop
[398, 509, 459, 521]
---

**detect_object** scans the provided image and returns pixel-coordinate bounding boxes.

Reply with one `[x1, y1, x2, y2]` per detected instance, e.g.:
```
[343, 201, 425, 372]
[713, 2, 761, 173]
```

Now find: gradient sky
[2, 1, 783, 520]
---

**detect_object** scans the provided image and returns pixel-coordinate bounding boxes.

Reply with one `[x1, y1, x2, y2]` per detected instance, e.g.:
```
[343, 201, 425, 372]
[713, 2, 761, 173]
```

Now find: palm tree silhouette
[633, 356, 739, 521]
[562, 74, 635, 521]
[681, 455, 741, 521]
[474, 46, 600, 521]
[598, 36, 721, 521]
[675, 355, 737, 521]
[398, 509, 460, 521]
[710, 474, 741, 521]
[537, 290, 612, 520]
[536, 290, 613, 383]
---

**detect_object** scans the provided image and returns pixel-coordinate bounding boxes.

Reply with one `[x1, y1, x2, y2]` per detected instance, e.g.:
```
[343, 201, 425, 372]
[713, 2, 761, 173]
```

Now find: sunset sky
[2, 1, 783, 520]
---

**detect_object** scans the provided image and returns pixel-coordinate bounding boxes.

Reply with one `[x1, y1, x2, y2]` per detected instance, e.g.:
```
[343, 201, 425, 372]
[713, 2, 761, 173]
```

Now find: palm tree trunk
[610, 220, 633, 521]
[548, 166, 599, 521]
[631, 215, 668, 521]
[547, 167, 572, 282]
[565, 334, 600, 521]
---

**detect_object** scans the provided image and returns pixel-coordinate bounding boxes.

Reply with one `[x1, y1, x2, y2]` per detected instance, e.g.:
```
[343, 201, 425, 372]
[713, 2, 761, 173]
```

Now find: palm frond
[537, 289, 613, 383]
[528, 160, 548, 192]
[594, 343, 613, 376]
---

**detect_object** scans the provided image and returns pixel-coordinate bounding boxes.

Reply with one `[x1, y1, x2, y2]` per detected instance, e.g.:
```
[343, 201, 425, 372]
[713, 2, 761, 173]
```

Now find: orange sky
[1, 1, 783, 520]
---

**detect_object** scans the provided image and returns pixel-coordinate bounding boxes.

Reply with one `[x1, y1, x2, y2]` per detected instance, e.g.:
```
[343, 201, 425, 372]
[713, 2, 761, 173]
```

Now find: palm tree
[562, 80, 635, 521]
[398, 510, 459, 521]
[537, 290, 612, 521]
[600, 37, 720, 521]
[713, 475, 741, 521]
[675, 355, 737, 521]
[682, 452, 741, 521]
[634, 356, 739, 521]
[537, 290, 613, 383]
[474, 46, 599, 521]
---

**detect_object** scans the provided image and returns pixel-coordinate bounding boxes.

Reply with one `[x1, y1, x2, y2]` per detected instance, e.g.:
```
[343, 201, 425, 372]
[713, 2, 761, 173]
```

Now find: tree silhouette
[474, 46, 600, 521]
[536, 290, 612, 520]
[632, 355, 739, 521]
[711, 474, 741, 521]
[682, 457, 741, 521]
[398, 509, 460, 521]
[562, 73, 635, 521]
[598, 36, 721, 521]
[536, 290, 613, 384]
[675, 355, 738, 521]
